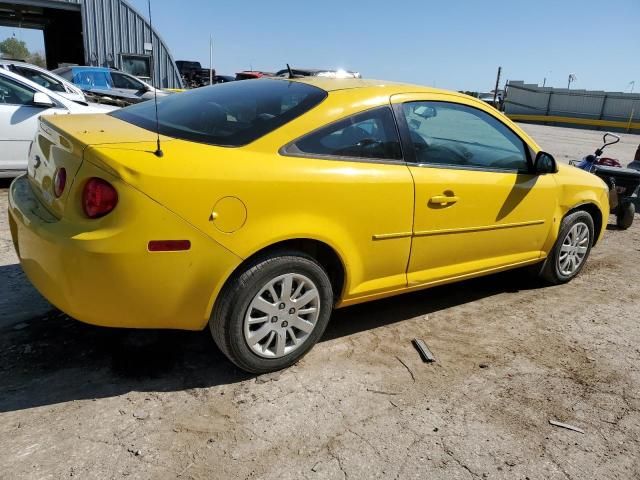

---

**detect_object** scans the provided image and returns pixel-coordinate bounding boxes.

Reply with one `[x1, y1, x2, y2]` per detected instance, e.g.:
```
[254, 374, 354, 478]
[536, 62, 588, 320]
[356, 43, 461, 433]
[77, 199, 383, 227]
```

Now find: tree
[28, 51, 46, 68]
[0, 37, 30, 61]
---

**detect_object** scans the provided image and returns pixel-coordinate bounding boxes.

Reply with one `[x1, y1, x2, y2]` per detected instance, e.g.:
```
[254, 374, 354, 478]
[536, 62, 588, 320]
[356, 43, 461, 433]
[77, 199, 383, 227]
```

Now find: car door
[110, 72, 148, 97]
[279, 105, 414, 298]
[391, 93, 557, 286]
[0, 73, 65, 171]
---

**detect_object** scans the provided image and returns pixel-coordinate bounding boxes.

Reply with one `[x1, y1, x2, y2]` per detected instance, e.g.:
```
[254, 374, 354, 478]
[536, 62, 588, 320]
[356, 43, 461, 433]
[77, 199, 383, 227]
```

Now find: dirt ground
[1, 124, 639, 480]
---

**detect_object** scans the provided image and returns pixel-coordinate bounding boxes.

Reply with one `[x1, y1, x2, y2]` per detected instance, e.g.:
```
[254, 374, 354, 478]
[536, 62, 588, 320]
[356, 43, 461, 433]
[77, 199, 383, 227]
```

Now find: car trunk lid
[27, 113, 164, 218]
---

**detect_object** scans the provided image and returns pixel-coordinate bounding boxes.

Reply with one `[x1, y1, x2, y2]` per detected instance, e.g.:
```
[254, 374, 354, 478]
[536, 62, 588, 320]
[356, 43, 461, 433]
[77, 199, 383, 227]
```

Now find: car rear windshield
[110, 79, 327, 147]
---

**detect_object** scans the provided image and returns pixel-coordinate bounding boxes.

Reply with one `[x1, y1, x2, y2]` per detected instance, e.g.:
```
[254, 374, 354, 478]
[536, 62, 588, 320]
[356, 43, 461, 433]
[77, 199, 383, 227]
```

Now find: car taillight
[82, 178, 118, 218]
[53, 168, 66, 198]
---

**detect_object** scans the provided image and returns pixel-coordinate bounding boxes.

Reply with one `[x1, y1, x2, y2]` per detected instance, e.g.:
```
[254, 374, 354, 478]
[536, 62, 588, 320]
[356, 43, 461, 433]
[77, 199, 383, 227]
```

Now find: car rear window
[110, 79, 327, 147]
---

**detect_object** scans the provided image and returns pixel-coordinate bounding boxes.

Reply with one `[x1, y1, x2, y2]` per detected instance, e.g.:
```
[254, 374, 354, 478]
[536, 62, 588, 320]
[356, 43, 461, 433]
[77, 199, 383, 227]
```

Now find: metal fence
[504, 81, 640, 132]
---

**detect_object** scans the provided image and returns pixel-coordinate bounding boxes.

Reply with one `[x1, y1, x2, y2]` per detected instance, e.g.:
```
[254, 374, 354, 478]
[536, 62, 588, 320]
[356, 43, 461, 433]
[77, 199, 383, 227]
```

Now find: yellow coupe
[9, 77, 609, 373]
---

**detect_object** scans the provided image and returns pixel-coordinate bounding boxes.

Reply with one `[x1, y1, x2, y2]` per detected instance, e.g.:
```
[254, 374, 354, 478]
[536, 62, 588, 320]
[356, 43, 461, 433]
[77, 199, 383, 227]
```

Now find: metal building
[505, 81, 640, 133]
[0, 0, 183, 88]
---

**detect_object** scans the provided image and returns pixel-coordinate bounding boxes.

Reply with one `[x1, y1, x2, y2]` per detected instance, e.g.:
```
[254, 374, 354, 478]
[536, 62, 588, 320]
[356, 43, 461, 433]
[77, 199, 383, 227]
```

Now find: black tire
[616, 200, 635, 230]
[540, 210, 594, 285]
[209, 251, 333, 374]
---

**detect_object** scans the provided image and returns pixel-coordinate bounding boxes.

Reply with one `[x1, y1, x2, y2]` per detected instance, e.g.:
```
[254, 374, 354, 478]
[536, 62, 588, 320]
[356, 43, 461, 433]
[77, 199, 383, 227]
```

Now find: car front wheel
[210, 252, 334, 373]
[540, 210, 594, 284]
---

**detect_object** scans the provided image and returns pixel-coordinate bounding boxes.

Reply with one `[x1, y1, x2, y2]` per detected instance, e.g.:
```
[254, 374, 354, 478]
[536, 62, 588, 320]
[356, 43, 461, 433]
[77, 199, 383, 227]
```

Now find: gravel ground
[1, 125, 639, 480]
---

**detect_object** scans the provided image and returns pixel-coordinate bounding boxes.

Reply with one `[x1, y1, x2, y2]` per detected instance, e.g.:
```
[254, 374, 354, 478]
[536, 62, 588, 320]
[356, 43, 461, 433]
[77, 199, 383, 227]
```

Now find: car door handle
[429, 195, 459, 205]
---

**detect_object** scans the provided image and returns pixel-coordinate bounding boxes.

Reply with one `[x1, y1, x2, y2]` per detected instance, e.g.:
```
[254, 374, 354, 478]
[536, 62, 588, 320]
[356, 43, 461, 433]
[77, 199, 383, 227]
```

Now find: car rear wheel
[540, 210, 594, 284]
[210, 252, 333, 373]
[616, 200, 635, 230]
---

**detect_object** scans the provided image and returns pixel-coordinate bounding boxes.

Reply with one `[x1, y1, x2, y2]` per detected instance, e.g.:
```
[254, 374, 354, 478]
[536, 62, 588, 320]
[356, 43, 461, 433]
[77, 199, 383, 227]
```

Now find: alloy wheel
[243, 273, 321, 358]
[558, 221, 590, 276]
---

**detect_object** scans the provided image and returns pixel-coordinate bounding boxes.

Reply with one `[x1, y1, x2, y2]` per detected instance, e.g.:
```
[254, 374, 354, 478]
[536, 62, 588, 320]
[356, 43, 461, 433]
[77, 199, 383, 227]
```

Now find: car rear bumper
[8, 174, 241, 330]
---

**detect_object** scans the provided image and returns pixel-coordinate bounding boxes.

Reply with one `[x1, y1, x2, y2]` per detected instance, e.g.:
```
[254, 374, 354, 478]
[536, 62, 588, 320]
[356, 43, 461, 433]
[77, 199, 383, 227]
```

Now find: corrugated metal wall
[505, 81, 640, 125]
[50, 0, 182, 88]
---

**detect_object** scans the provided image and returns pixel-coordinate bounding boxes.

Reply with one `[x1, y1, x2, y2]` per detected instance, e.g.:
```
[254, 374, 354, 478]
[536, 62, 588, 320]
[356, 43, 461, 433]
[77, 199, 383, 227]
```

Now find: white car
[0, 60, 86, 104]
[0, 68, 117, 178]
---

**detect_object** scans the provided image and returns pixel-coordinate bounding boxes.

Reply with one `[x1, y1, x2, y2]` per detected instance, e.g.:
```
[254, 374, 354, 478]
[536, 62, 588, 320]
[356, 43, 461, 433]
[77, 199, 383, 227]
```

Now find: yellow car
[9, 78, 609, 373]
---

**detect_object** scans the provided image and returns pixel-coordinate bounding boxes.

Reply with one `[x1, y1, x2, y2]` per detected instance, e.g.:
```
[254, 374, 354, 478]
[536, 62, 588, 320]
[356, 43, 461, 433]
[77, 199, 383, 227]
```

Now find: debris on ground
[412, 338, 436, 363]
[549, 420, 585, 434]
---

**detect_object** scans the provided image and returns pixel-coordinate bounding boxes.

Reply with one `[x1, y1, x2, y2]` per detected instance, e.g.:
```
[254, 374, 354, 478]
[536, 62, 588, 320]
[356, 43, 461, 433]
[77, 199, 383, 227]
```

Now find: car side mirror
[32, 92, 54, 108]
[534, 151, 558, 174]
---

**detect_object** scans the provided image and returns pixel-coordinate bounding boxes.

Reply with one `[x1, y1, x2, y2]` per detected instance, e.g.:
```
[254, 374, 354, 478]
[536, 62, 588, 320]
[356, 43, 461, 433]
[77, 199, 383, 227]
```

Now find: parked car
[275, 67, 361, 79]
[53, 66, 169, 101]
[0, 60, 86, 103]
[235, 71, 274, 80]
[0, 68, 116, 178]
[175, 60, 211, 87]
[9, 77, 608, 373]
[213, 75, 235, 84]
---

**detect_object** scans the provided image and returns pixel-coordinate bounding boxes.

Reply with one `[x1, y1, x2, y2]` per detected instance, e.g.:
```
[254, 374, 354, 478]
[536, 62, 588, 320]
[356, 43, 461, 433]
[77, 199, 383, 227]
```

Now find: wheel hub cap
[243, 273, 320, 358]
[558, 222, 589, 276]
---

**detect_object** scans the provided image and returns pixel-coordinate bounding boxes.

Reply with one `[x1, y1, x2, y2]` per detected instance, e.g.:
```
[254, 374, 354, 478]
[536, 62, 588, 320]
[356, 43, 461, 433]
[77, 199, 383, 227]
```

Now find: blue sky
[2, 0, 639, 92]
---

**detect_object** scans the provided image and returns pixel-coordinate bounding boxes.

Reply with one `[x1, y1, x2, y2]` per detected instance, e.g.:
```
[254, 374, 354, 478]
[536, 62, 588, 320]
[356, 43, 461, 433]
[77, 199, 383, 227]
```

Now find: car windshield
[110, 79, 327, 147]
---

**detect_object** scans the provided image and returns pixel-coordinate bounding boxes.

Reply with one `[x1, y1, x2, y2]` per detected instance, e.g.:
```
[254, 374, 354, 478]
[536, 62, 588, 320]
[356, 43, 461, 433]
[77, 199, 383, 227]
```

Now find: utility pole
[567, 73, 576, 89]
[209, 35, 213, 85]
[492, 66, 502, 106]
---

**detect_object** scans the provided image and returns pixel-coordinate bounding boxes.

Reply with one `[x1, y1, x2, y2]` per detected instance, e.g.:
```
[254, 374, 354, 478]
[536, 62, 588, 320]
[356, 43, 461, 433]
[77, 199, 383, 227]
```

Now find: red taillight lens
[53, 168, 66, 198]
[82, 178, 118, 218]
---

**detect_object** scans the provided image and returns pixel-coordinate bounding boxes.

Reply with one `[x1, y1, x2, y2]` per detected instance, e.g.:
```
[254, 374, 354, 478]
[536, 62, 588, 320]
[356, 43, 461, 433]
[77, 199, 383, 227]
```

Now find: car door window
[401, 101, 528, 171]
[111, 72, 145, 90]
[0, 75, 35, 105]
[11, 66, 66, 93]
[286, 107, 402, 161]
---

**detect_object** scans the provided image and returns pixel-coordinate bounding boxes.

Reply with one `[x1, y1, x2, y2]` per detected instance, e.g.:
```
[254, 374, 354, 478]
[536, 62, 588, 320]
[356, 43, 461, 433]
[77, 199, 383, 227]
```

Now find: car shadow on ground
[0, 263, 543, 414]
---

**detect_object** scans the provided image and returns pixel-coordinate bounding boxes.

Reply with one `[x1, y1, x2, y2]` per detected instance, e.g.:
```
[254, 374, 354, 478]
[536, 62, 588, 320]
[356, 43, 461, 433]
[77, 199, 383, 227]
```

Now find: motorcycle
[570, 133, 640, 229]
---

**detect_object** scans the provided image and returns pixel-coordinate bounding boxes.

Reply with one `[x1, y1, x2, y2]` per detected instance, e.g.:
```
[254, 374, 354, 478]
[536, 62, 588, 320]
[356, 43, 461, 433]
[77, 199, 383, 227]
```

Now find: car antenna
[286, 63, 294, 79]
[148, 0, 163, 157]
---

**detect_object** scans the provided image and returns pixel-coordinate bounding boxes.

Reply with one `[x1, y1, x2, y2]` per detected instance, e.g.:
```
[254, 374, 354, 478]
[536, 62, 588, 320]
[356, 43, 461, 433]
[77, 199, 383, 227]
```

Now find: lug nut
[278, 303, 285, 310]
[289, 308, 295, 314]
[271, 316, 278, 323]
[281, 321, 288, 328]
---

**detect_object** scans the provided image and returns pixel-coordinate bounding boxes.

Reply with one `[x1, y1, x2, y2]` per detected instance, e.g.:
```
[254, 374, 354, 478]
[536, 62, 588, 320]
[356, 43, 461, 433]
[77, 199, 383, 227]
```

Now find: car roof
[0, 59, 31, 66]
[272, 76, 447, 96]
[275, 68, 359, 76]
[69, 66, 111, 72]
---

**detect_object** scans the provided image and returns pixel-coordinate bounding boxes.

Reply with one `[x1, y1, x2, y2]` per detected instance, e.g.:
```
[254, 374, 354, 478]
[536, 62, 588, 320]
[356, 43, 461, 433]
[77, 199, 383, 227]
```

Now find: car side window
[12, 66, 66, 93]
[111, 72, 145, 90]
[74, 71, 111, 89]
[401, 101, 528, 171]
[287, 107, 402, 161]
[0, 74, 35, 106]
